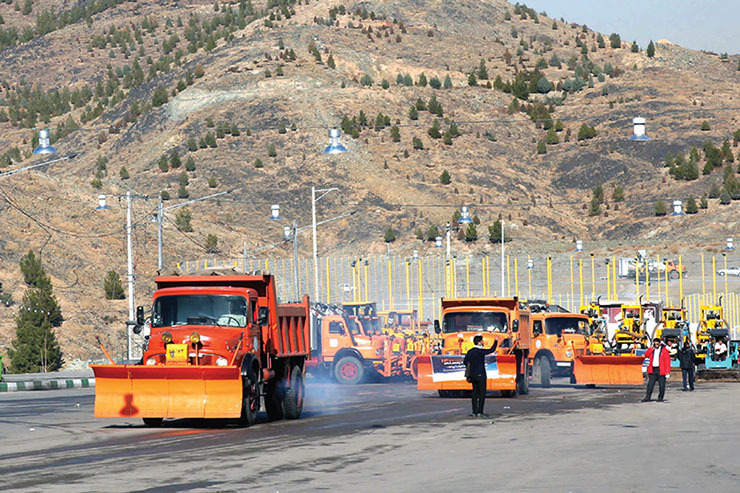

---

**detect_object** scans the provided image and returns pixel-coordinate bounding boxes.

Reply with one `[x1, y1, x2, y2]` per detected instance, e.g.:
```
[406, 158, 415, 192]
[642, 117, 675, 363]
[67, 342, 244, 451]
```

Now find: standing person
[463, 335, 498, 418]
[642, 337, 671, 402]
[678, 337, 696, 391]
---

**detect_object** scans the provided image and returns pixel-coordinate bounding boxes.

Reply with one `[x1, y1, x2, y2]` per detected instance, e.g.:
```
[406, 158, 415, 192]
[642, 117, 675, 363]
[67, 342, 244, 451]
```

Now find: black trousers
[682, 366, 695, 390]
[470, 374, 487, 414]
[645, 368, 666, 401]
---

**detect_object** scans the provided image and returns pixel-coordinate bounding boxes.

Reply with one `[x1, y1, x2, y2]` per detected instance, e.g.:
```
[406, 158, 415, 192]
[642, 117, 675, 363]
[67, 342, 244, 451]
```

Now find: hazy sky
[520, 0, 738, 55]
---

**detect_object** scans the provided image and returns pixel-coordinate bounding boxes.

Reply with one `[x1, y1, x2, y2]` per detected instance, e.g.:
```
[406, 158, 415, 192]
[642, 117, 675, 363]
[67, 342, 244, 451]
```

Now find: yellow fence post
[712, 256, 717, 303]
[515, 257, 519, 298]
[679, 255, 684, 302]
[645, 257, 650, 301]
[579, 259, 584, 306]
[612, 257, 617, 301]
[656, 255, 661, 303]
[364, 260, 369, 303]
[635, 257, 640, 299]
[547, 256, 553, 305]
[507, 255, 511, 298]
[606, 257, 611, 301]
[388, 258, 393, 309]
[701, 253, 706, 295]
[418, 258, 423, 320]
[665, 261, 670, 306]
[590, 253, 595, 300]
[405, 259, 411, 309]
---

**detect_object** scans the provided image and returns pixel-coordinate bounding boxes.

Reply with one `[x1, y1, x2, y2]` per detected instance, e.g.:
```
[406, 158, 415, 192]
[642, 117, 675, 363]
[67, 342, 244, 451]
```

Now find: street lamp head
[283, 226, 292, 240]
[323, 128, 348, 154]
[435, 236, 443, 248]
[457, 206, 473, 224]
[95, 194, 110, 210]
[33, 129, 57, 155]
[270, 204, 282, 220]
[413, 250, 419, 260]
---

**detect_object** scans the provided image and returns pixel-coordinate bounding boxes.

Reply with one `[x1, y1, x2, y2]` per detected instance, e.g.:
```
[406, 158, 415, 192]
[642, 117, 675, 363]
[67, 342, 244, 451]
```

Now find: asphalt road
[1, 377, 738, 492]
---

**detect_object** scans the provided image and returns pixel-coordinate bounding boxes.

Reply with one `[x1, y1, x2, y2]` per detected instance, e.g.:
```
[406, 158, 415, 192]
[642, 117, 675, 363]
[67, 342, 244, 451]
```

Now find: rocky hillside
[1, 0, 739, 361]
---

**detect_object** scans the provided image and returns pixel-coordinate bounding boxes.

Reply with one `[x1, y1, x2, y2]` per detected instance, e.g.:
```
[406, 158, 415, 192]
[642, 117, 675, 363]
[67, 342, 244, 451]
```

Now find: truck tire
[517, 372, 529, 395]
[264, 380, 285, 421]
[539, 357, 551, 388]
[282, 365, 304, 420]
[142, 418, 163, 427]
[239, 370, 260, 427]
[334, 356, 364, 385]
[669, 270, 679, 280]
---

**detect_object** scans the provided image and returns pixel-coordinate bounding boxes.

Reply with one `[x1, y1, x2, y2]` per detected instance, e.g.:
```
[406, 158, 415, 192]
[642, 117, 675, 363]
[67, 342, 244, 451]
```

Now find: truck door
[323, 319, 350, 359]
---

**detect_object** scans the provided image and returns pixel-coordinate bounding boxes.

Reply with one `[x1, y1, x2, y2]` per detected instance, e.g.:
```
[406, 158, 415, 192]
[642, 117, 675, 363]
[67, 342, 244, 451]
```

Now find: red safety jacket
[644, 345, 671, 376]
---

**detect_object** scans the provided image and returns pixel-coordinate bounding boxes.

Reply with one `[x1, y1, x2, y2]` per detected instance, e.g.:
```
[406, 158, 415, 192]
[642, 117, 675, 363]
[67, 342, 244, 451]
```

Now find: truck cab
[416, 297, 530, 397]
[613, 304, 648, 355]
[529, 312, 592, 387]
[696, 303, 726, 366]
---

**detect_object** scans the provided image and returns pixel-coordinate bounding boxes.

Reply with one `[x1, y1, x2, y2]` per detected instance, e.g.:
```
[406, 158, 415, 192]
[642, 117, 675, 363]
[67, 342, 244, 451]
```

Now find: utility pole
[501, 220, 505, 297]
[125, 191, 135, 361]
[312, 186, 318, 301]
[157, 195, 164, 271]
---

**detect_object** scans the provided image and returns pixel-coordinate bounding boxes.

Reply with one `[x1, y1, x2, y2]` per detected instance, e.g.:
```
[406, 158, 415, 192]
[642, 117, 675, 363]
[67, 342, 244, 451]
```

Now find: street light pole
[311, 186, 339, 302]
[292, 219, 299, 300]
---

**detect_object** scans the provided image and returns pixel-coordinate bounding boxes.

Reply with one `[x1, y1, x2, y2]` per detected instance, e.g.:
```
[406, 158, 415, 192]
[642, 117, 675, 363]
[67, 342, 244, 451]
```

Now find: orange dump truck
[416, 297, 530, 397]
[529, 311, 595, 387]
[307, 303, 416, 384]
[92, 275, 310, 426]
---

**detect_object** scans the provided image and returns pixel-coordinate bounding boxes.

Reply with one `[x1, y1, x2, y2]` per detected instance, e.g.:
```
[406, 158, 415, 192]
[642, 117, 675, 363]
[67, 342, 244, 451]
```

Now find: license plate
[166, 344, 188, 362]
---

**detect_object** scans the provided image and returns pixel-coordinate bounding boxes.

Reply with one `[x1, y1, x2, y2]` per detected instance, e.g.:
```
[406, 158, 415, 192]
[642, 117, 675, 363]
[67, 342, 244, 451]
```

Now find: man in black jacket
[463, 335, 498, 418]
[678, 337, 696, 391]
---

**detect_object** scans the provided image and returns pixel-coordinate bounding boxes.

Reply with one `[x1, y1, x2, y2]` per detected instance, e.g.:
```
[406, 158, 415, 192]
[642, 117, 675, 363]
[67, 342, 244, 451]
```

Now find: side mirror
[533, 325, 542, 336]
[512, 319, 519, 333]
[434, 320, 441, 334]
[258, 306, 269, 325]
[136, 306, 145, 326]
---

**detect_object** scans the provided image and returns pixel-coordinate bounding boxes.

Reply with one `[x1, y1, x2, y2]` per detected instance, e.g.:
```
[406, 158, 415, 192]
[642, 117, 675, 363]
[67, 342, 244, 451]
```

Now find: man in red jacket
[642, 337, 671, 402]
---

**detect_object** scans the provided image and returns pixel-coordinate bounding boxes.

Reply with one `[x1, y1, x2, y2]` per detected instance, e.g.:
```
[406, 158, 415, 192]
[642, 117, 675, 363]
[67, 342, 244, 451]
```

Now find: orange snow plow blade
[572, 356, 646, 386]
[91, 365, 243, 419]
[416, 354, 517, 391]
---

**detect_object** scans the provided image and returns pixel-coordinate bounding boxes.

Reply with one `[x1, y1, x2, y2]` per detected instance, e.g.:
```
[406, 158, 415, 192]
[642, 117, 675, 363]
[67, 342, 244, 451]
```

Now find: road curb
[0, 378, 95, 392]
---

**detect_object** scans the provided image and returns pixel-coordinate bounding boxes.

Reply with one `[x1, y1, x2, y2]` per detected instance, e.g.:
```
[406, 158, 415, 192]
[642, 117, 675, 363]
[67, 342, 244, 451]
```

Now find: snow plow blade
[91, 365, 243, 419]
[416, 354, 517, 391]
[572, 356, 645, 386]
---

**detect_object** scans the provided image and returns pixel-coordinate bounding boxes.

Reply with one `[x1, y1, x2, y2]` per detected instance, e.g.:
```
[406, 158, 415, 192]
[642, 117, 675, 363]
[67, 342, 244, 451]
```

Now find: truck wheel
[264, 380, 285, 421]
[142, 418, 163, 427]
[669, 271, 679, 280]
[540, 357, 551, 388]
[239, 370, 260, 427]
[282, 365, 304, 420]
[334, 356, 364, 385]
[517, 373, 529, 395]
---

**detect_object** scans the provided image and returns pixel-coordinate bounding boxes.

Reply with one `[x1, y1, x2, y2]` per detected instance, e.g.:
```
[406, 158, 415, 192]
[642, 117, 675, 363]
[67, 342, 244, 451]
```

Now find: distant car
[717, 266, 740, 277]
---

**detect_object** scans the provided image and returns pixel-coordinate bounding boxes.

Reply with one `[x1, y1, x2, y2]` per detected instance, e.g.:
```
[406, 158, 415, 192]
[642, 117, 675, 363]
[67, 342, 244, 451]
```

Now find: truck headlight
[216, 357, 228, 366]
[565, 349, 573, 358]
[190, 332, 201, 344]
[161, 332, 173, 344]
[146, 357, 157, 366]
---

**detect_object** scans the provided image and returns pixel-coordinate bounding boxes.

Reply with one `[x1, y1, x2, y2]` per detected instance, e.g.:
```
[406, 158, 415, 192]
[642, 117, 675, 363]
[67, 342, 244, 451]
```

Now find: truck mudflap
[572, 355, 646, 386]
[91, 365, 242, 419]
[415, 354, 517, 391]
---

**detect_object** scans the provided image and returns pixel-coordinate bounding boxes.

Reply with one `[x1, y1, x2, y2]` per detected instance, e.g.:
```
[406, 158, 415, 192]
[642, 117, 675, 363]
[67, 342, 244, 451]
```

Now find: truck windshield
[152, 295, 248, 328]
[443, 312, 508, 333]
[346, 317, 361, 335]
[545, 317, 589, 335]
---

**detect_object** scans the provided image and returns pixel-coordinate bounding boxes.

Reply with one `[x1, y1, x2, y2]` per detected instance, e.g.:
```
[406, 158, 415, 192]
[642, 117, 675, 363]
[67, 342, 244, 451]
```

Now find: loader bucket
[416, 354, 517, 391]
[572, 356, 645, 386]
[91, 365, 243, 419]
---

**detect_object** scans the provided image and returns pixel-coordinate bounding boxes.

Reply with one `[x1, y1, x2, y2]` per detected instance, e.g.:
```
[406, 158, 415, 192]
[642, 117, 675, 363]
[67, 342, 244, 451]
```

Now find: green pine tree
[646, 40, 655, 58]
[9, 251, 64, 373]
[103, 270, 125, 299]
[383, 227, 396, 243]
[440, 169, 451, 184]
